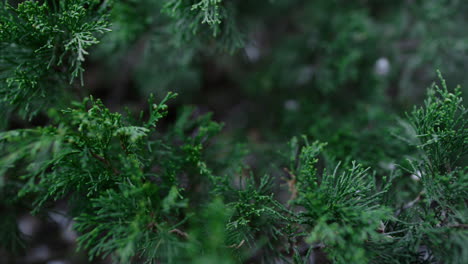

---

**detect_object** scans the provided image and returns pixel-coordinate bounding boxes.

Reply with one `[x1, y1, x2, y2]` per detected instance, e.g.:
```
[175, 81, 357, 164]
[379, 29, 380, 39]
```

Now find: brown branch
[119, 138, 129, 155]
[447, 224, 468, 229]
[169, 229, 189, 239]
[89, 150, 120, 175]
[227, 239, 245, 249]
[283, 168, 298, 202]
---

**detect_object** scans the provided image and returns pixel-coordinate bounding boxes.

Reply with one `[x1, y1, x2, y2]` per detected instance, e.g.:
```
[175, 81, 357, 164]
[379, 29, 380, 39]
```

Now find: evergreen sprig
[289, 140, 392, 263]
[0, 0, 110, 116]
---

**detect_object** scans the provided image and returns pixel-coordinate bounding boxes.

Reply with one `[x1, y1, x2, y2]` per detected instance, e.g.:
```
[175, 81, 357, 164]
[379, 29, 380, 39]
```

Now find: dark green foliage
[0, 0, 110, 116]
[0, 91, 290, 263]
[289, 140, 392, 263]
[1, 0, 467, 263]
[1, 92, 216, 262]
[398, 74, 468, 264]
[163, 0, 233, 40]
[212, 172, 296, 262]
[0, 201, 24, 254]
[408, 71, 467, 175]
[183, 198, 237, 264]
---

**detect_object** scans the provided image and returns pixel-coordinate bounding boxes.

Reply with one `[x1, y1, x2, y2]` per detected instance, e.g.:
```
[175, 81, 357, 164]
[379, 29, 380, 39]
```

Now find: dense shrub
[1, 1, 467, 263]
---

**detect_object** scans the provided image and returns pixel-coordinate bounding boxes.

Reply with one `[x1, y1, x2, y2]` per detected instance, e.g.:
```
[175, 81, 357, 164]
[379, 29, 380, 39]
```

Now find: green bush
[1, 1, 466, 263]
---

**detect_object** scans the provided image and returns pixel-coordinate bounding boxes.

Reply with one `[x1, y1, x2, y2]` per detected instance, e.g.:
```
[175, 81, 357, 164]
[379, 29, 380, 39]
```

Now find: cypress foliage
[0, 0, 467, 263]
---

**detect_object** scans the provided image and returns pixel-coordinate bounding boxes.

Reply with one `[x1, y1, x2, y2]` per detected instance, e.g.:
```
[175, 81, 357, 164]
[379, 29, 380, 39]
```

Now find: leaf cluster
[0, 0, 110, 116]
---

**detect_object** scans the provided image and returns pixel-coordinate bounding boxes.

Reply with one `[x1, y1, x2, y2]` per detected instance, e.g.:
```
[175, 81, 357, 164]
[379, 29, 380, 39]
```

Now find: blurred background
[1, 0, 468, 263]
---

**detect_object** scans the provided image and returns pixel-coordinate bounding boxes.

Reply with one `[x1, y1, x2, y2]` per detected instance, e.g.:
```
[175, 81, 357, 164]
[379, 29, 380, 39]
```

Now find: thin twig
[283, 168, 298, 201]
[395, 191, 424, 217]
[169, 229, 189, 239]
[227, 239, 245, 249]
[447, 224, 468, 229]
[89, 150, 120, 175]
